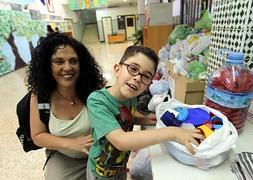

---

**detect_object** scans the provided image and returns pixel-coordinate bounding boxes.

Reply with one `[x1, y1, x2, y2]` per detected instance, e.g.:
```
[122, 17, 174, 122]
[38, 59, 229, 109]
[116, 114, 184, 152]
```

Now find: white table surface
[148, 121, 253, 180]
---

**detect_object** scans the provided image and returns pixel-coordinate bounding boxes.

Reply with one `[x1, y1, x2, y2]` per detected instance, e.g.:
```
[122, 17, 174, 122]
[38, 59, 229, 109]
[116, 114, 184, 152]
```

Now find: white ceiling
[107, 0, 138, 7]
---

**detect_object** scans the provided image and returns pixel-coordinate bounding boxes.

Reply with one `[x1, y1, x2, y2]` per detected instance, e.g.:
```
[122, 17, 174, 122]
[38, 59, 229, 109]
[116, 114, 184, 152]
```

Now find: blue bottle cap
[213, 124, 222, 129]
[210, 116, 223, 124]
[185, 108, 210, 126]
[160, 111, 182, 127]
[226, 51, 244, 63]
[175, 107, 189, 122]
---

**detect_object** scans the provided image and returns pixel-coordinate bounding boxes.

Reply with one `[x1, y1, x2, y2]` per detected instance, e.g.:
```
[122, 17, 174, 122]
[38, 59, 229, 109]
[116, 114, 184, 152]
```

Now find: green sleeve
[87, 92, 121, 141]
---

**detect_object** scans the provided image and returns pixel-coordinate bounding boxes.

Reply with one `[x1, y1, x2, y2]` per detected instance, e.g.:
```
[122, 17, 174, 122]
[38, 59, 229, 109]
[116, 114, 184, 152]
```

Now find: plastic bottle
[204, 51, 253, 132]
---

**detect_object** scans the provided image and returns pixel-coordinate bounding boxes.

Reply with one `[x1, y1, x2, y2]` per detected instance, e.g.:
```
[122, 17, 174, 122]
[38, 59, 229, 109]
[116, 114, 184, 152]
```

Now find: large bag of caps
[155, 98, 238, 170]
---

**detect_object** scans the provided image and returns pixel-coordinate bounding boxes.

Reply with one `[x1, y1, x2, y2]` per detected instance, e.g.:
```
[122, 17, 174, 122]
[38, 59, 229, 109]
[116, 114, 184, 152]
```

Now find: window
[117, 16, 125, 29]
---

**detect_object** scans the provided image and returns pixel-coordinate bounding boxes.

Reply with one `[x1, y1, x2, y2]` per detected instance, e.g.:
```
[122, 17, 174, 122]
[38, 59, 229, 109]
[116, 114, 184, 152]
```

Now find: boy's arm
[134, 111, 156, 125]
[106, 126, 203, 154]
[87, 92, 204, 154]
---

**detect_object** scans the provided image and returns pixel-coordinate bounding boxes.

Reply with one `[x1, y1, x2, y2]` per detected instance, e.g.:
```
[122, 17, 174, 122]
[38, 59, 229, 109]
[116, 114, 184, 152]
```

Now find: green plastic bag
[195, 10, 213, 31]
[168, 25, 193, 45]
[188, 60, 207, 80]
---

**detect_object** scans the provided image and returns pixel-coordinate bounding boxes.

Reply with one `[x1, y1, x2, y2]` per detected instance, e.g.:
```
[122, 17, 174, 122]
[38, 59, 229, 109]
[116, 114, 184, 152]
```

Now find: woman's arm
[134, 111, 156, 125]
[30, 93, 92, 153]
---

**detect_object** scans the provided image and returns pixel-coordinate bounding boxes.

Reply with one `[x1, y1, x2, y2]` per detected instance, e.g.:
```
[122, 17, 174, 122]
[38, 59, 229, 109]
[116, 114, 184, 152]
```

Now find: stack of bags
[231, 152, 253, 180]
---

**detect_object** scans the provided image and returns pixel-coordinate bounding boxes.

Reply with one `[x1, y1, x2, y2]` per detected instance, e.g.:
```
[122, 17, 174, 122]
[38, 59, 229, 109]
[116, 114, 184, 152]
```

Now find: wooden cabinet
[108, 33, 125, 44]
[63, 31, 73, 38]
[143, 25, 173, 53]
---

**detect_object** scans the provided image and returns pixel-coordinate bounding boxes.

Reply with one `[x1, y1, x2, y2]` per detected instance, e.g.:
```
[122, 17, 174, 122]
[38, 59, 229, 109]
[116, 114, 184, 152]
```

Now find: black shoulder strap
[16, 92, 51, 152]
[37, 94, 50, 130]
[16, 92, 32, 130]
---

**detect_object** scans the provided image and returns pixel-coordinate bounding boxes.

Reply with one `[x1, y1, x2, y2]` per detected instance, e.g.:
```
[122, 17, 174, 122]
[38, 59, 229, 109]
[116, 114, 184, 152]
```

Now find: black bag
[16, 92, 50, 152]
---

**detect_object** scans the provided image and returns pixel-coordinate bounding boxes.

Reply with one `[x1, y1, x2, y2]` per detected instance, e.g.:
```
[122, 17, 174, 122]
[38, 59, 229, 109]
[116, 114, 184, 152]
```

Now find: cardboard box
[167, 61, 206, 105]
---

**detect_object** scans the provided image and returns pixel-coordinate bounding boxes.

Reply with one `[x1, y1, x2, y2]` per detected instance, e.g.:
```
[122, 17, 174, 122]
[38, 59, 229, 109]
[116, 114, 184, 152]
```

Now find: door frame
[124, 14, 136, 40]
[101, 16, 113, 42]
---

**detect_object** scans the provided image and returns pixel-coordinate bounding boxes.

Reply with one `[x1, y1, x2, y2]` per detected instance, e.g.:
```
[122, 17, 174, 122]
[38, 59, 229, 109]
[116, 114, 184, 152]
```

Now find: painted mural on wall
[68, 0, 108, 10]
[0, 10, 46, 76]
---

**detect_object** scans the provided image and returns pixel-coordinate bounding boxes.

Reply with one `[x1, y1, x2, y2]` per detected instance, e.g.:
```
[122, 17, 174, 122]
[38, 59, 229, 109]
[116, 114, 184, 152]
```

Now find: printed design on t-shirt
[94, 105, 134, 177]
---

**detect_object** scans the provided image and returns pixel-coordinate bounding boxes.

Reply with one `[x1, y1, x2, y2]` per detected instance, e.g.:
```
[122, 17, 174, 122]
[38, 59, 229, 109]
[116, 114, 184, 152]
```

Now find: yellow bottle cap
[197, 125, 214, 138]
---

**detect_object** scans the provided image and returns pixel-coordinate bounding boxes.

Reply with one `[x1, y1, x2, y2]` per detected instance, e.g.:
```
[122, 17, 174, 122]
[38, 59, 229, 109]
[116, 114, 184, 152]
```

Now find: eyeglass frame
[120, 63, 154, 85]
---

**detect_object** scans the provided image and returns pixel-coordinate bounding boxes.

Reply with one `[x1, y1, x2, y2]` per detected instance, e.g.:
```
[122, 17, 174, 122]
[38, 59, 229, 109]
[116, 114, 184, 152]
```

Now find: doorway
[101, 16, 112, 43]
[125, 15, 136, 40]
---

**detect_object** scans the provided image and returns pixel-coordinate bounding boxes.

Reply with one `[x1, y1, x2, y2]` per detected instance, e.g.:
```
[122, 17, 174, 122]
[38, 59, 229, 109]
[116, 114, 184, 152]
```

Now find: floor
[0, 25, 133, 180]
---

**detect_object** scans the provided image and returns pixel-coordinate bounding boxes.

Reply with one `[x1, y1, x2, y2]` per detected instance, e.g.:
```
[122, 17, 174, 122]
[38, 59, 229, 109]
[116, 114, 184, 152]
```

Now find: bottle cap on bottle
[227, 51, 244, 63]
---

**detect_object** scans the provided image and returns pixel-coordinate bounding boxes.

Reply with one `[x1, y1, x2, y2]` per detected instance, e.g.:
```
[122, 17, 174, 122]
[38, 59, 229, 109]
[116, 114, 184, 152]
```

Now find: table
[148, 121, 253, 180]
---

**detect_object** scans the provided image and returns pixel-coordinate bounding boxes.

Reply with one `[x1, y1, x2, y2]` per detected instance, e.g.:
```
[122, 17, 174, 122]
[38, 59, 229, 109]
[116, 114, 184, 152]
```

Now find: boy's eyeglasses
[120, 63, 153, 85]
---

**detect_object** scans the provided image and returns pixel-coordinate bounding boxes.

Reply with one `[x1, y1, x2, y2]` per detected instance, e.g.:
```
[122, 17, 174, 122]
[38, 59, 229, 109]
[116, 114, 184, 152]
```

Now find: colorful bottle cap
[160, 111, 182, 127]
[227, 51, 244, 63]
[174, 107, 189, 122]
[213, 124, 222, 129]
[185, 108, 210, 126]
[197, 125, 214, 138]
[181, 123, 195, 129]
[204, 121, 213, 129]
[210, 116, 223, 126]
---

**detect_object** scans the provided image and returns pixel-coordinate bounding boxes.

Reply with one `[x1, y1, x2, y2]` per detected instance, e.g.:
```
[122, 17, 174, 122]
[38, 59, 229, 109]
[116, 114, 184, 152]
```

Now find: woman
[27, 32, 105, 179]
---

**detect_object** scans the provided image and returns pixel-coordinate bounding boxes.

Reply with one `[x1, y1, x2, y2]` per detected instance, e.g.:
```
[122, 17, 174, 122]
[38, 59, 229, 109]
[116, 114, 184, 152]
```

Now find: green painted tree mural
[0, 28, 12, 74]
[0, 54, 12, 75]
[26, 20, 46, 53]
[0, 10, 46, 70]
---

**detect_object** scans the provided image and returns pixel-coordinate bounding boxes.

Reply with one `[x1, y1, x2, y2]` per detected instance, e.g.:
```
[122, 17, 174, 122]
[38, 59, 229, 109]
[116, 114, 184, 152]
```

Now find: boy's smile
[126, 82, 138, 91]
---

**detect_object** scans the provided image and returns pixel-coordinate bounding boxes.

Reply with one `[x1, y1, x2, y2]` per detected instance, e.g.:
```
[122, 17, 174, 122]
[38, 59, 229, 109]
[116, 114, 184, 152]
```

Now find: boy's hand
[171, 127, 204, 154]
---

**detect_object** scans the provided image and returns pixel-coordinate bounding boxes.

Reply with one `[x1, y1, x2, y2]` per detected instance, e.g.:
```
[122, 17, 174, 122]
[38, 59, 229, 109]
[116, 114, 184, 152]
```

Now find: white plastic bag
[149, 77, 170, 96]
[148, 93, 169, 112]
[158, 44, 170, 62]
[129, 148, 153, 180]
[155, 98, 238, 170]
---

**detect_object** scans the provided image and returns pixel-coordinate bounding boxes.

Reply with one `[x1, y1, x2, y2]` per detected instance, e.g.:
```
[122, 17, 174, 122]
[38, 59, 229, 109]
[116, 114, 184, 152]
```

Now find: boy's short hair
[119, 46, 159, 71]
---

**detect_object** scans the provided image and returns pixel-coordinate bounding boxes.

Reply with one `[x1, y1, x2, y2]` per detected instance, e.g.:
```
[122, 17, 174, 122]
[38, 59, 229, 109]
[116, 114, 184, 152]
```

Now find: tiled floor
[0, 25, 133, 180]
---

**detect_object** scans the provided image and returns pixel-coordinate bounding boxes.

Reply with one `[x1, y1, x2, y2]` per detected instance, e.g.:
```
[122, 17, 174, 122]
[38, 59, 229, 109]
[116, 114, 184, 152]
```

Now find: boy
[86, 46, 203, 179]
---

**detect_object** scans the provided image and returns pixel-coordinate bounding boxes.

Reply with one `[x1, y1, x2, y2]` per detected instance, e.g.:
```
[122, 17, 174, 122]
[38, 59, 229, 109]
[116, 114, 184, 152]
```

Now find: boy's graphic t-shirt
[87, 88, 136, 178]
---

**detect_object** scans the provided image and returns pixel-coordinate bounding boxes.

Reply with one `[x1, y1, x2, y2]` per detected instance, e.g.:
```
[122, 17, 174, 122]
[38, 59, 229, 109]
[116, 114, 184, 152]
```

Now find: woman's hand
[144, 113, 157, 125]
[134, 111, 157, 125]
[171, 127, 204, 154]
[68, 134, 93, 154]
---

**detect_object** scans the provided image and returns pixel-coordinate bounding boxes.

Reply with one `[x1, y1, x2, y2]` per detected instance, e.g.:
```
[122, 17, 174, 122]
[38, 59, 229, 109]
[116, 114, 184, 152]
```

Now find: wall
[28, 0, 85, 41]
[207, 0, 253, 73]
[28, 0, 77, 21]
[172, 0, 181, 25]
[83, 9, 97, 24]
[144, 3, 173, 26]
[0, 0, 84, 76]
[96, 6, 137, 41]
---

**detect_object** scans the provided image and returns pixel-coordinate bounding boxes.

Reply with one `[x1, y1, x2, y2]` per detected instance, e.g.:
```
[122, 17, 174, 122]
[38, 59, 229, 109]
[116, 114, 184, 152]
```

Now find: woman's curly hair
[26, 32, 105, 105]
